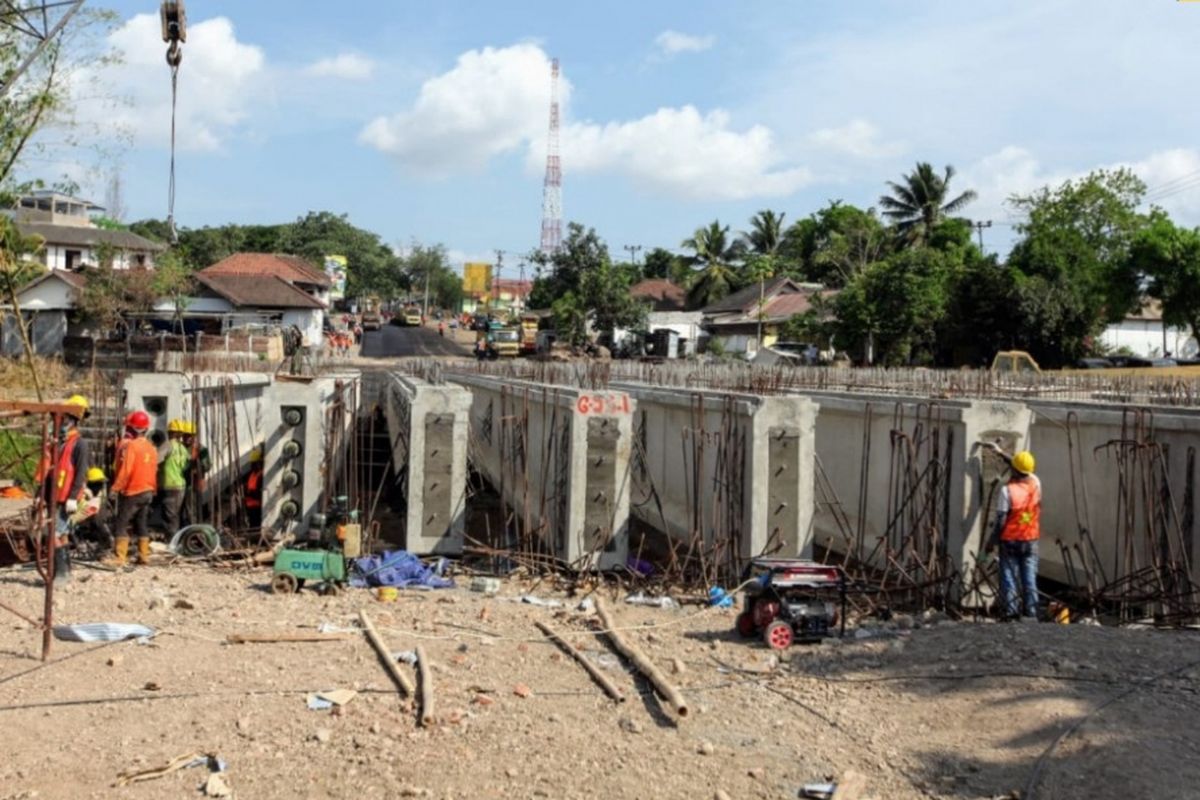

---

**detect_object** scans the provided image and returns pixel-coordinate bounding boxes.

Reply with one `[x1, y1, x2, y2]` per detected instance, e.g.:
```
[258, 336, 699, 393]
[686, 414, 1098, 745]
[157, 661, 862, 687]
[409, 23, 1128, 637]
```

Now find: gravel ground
[1, 563, 1198, 800]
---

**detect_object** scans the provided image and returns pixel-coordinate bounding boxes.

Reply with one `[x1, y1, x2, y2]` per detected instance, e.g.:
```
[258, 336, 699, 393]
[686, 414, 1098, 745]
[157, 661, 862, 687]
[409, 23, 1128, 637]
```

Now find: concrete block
[449, 374, 633, 570]
[383, 373, 471, 554]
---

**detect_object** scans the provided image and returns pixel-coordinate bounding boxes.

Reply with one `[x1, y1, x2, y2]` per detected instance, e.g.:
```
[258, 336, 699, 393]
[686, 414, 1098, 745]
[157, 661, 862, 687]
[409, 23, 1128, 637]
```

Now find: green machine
[270, 496, 356, 596]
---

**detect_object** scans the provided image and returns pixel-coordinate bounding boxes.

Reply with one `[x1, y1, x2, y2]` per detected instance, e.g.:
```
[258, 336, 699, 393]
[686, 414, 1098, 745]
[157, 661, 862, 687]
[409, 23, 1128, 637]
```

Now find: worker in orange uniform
[107, 410, 158, 567]
[244, 446, 264, 529]
[983, 444, 1041, 621]
[37, 394, 92, 584]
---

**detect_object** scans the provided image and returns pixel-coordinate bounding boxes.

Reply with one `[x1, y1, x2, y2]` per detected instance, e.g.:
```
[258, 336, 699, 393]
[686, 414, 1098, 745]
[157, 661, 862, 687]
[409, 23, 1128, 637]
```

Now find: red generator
[735, 558, 846, 650]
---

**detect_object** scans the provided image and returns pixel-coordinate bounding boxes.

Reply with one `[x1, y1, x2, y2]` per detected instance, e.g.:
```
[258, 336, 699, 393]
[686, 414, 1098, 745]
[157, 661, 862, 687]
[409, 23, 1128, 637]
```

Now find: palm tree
[682, 220, 740, 308]
[743, 210, 786, 256]
[879, 162, 977, 246]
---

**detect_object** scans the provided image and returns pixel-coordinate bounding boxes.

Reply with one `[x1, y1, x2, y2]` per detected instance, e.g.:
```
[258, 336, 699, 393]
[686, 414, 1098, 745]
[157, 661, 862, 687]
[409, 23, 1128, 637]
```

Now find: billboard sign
[324, 255, 348, 301]
[462, 262, 492, 297]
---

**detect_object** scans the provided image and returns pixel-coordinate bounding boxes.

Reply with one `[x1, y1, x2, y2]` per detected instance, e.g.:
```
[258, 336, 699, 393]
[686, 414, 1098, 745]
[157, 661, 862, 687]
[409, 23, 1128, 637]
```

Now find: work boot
[101, 537, 129, 568]
[136, 537, 152, 566]
[53, 547, 72, 585]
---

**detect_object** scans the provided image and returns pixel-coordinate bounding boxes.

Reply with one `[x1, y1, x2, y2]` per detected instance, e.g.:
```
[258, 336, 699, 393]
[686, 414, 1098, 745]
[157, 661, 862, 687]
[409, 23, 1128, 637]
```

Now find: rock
[236, 716, 251, 733]
[670, 658, 686, 675]
[472, 694, 495, 707]
[505, 767, 519, 779]
[370, 721, 382, 735]
[619, 718, 643, 734]
[106, 655, 122, 667]
[697, 741, 715, 756]
[399, 788, 431, 798]
[314, 728, 332, 744]
[173, 598, 195, 610]
[513, 683, 532, 698]
[747, 767, 765, 781]
[456, 643, 470, 653]
[714, 792, 732, 800]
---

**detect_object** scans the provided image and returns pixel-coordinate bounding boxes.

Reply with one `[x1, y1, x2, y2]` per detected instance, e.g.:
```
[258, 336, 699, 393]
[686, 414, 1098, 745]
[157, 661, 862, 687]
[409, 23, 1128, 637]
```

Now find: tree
[682, 220, 740, 308]
[833, 247, 955, 365]
[782, 202, 890, 287]
[879, 162, 977, 246]
[743, 210, 786, 257]
[401, 243, 461, 311]
[1130, 212, 1200, 348]
[528, 222, 609, 309]
[641, 247, 678, 280]
[1006, 168, 1148, 366]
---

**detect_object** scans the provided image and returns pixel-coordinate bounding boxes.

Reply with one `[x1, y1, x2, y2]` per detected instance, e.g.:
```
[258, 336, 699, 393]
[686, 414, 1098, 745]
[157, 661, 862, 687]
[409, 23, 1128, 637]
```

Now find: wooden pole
[535, 620, 625, 703]
[415, 644, 434, 727]
[594, 597, 687, 717]
[226, 632, 354, 644]
[358, 609, 415, 697]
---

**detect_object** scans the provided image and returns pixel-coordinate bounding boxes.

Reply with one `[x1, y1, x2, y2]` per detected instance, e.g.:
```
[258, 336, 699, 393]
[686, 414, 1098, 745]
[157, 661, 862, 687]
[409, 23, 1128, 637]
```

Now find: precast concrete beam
[448, 374, 633, 571]
[789, 390, 1031, 602]
[383, 373, 471, 555]
[611, 382, 819, 561]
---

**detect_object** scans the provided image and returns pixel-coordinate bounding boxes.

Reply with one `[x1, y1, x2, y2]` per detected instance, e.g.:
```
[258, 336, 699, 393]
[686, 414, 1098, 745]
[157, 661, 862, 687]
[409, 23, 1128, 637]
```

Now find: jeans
[999, 539, 1039, 618]
[114, 491, 153, 541]
[160, 489, 184, 536]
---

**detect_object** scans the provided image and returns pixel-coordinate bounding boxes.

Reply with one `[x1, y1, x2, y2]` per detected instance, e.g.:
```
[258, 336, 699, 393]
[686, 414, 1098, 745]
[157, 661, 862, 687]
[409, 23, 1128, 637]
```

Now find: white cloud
[961, 145, 1200, 227]
[806, 120, 903, 160]
[77, 14, 265, 152]
[360, 43, 810, 201]
[561, 107, 811, 200]
[359, 44, 556, 175]
[304, 53, 374, 81]
[654, 30, 716, 56]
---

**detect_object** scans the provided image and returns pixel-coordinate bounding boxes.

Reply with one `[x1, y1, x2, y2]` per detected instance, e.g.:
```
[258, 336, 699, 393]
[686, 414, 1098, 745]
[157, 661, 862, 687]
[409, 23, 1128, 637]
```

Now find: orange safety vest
[112, 436, 158, 497]
[1000, 477, 1041, 542]
[37, 429, 82, 504]
[245, 468, 262, 508]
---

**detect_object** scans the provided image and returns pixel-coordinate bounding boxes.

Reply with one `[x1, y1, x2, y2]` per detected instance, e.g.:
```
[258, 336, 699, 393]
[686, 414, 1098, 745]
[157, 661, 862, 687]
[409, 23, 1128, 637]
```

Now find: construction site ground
[1, 565, 1198, 800]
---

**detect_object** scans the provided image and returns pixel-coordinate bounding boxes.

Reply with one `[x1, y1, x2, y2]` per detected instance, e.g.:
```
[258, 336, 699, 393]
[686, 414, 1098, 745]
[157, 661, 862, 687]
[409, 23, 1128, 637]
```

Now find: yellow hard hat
[249, 447, 263, 463]
[1012, 450, 1036, 475]
[167, 419, 184, 433]
[64, 394, 90, 418]
[182, 420, 197, 435]
[86, 467, 107, 483]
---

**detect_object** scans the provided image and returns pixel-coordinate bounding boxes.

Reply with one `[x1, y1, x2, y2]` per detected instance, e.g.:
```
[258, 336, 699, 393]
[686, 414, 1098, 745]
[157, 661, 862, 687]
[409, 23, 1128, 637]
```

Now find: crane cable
[166, 39, 181, 244]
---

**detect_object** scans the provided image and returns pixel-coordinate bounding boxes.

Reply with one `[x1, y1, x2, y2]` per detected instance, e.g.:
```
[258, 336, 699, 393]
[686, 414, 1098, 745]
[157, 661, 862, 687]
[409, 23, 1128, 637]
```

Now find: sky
[25, 0, 1200, 274]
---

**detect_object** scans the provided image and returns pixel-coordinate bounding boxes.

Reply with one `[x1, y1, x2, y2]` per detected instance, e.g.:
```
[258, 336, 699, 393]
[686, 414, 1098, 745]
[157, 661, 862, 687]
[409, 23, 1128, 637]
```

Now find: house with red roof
[700, 277, 834, 356]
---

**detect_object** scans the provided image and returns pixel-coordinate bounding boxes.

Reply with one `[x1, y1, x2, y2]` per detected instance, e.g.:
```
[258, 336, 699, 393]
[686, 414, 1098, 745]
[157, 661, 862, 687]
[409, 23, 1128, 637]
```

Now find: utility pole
[517, 259, 527, 315]
[973, 220, 993, 252]
[623, 244, 642, 267]
[421, 267, 431, 321]
[493, 249, 505, 318]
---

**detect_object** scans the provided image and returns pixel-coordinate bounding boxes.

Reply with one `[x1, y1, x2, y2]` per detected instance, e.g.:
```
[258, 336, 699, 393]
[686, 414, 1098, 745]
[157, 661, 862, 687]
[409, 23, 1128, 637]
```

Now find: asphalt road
[358, 322, 469, 358]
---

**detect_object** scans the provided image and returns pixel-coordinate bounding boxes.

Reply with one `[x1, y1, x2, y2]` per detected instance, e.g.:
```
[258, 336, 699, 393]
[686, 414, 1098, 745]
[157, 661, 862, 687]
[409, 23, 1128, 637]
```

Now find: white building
[8, 190, 165, 270]
[1099, 299, 1197, 359]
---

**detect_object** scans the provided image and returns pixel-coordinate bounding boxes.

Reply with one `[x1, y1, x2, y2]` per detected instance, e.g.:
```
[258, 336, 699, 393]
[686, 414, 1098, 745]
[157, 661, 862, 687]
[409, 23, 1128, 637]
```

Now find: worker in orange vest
[984, 444, 1041, 621]
[244, 446, 264, 529]
[36, 394, 91, 584]
[106, 410, 158, 567]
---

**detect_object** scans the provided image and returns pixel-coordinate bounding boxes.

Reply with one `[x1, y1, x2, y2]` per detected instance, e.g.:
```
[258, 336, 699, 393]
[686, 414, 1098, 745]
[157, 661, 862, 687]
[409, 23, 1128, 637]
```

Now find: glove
[65, 499, 78, 514]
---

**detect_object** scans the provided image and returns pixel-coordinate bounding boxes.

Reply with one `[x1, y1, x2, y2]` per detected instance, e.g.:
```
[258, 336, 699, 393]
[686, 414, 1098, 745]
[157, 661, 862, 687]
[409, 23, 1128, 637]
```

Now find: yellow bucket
[376, 587, 398, 602]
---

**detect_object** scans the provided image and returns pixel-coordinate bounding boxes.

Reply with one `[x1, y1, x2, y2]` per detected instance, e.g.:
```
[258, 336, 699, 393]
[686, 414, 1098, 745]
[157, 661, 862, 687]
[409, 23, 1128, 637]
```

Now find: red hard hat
[125, 410, 151, 431]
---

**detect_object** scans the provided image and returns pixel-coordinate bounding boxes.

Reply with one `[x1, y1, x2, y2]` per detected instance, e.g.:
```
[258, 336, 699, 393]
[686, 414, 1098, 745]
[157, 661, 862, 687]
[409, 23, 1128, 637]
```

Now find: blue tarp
[349, 550, 454, 589]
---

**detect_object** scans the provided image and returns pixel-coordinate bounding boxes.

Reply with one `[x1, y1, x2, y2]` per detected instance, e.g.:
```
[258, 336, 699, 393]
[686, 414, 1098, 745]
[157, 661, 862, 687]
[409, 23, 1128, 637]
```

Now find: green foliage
[641, 247, 678, 280]
[780, 202, 890, 287]
[529, 222, 610, 309]
[92, 216, 127, 231]
[401, 243, 461, 310]
[743, 210, 786, 256]
[682, 220, 741, 308]
[833, 246, 955, 365]
[1130, 212, 1200, 345]
[550, 292, 588, 346]
[1006, 168, 1148, 365]
[76, 263, 159, 332]
[879, 162, 977, 247]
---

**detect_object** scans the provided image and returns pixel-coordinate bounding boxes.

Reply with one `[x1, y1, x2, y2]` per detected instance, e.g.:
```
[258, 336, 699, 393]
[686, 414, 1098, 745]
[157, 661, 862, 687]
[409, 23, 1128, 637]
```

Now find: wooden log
[415, 645, 434, 727]
[358, 610, 415, 697]
[594, 597, 687, 717]
[225, 632, 354, 644]
[535, 620, 625, 703]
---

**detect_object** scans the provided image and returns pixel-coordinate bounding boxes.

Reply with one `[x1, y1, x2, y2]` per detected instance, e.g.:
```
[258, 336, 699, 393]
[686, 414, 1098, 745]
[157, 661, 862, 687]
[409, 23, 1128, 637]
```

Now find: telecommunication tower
[539, 58, 562, 255]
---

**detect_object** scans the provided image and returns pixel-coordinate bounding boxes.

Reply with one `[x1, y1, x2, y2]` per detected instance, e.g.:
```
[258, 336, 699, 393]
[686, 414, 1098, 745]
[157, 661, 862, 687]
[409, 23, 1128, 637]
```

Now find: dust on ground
[1, 564, 1198, 800]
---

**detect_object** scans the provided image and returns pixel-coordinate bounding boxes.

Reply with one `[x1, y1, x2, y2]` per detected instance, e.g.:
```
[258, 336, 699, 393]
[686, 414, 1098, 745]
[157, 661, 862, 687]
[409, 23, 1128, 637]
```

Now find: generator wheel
[735, 611, 756, 638]
[320, 582, 342, 597]
[763, 620, 794, 651]
[271, 573, 298, 595]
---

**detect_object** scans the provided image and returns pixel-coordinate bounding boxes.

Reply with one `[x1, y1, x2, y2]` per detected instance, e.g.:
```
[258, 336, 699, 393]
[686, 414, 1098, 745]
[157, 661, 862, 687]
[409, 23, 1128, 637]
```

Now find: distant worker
[71, 467, 113, 551]
[107, 410, 158, 567]
[244, 446, 264, 528]
[983, 444, 1041, 621]
[438, 321, 445, 337]
[37, 394, 92, 584]
[180, 420, 209, 527]
[159, 419, 191, 536]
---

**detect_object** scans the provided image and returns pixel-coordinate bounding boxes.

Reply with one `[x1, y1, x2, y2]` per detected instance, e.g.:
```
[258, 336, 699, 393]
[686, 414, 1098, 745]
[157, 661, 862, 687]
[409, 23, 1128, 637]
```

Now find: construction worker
[71, 467, 113, 551]
[108, 410, 158, 567]
[37, 394, 91, 584]
[159, 419, 190, 536]
[244, 446, 264, 529]
[984, 444, 1041, 620]
[180, 420, 209, 527]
